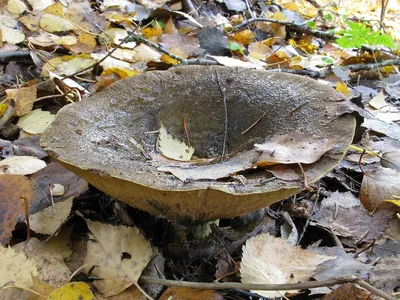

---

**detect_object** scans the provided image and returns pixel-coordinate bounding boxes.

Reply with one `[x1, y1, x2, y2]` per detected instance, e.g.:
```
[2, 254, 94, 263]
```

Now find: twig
[139, 276, 396, 300]
[215, 71, 228, 156]
[21, 196, 30, 241]
[233, 18, 336, 39]
[241, 112, 266, 135]
[125, 34, 219, 66]
[297, 162, 313, 192]
[297, 181, 320, 245]
[342, 59, 400, 72]
[181, 116, 191, 146]
[353, 239, 376, 258]
[0, 51, 31, 62]
[62, 32, 137, 79]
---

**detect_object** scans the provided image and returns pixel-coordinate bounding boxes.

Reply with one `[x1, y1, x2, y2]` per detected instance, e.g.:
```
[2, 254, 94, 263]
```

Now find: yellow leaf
[335, 82, 350, 96]
[383, 199, 400, 208]
[0, 102, 8, 115]
[68, 33, 97, 53]
[47, 282, 94, 300]
[40, 14, 74, 33]
[161, 54, 180, 65]
[101, 68, 140, 78]
[142, 22, 163, 38]
[233, 29, 254, 46]
[44, 2, 64, 17]
[158, 126, 194, 161]
[261, 37, 277, 47]
[270, 11, 286, 38]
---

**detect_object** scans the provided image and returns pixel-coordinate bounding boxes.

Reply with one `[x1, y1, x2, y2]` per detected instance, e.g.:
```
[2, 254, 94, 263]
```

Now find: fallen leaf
[360, 166, 400, 211]
[157, 150, 258, 181]
[254, 133, 335, 166]
[270, 11, 286, 38]
[159, 287, 223, 300]
[233, 30, 255, 46]
[26, 0, 54, 11]
[7, 0, 27, 14]
[40, 14, 74, 33]
[0, 156, 46, 175]
[138, 0, 170, 10]
[335, 82, 350, 96]
[240, 234, 333, 298]
[313, 246, 372, 281]
[48, 282, 94, 300]
[83, 219, 153, 297]
[29, 197, 74, 235]
[0, 175, 32, 245]
[0, 245, 38, 289]
[323, 283, 374, 300]
[207, 55, 263, 69]
[369, 90, 389, 110]
[13, 238, 71, 289]
[369, 254, 400, 295]
[0, 24, 25, 44]
[158, 126, 194, 161]
[313, 191, 391, 243]
[5, 85, 37, 116]
[17, 109, 55, 134]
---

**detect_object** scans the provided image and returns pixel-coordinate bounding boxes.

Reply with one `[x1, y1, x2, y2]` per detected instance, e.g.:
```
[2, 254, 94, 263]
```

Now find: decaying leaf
[17, 109, 56, 134]
[83, 219, 153, 297]
[158, 126, 194, 161]
[5, 85, 37, 116]
[254, 133, 335, 166]
[29, 197, 74, 235]
[0, 155, 46, 175]
[13, 238, 71, 289]
[0, 175, 33, 245]
[360, 166, 400, 212]
[0, 245, 38, 290]
[157, 150, 258, 181]
[240, 234, 333, 298]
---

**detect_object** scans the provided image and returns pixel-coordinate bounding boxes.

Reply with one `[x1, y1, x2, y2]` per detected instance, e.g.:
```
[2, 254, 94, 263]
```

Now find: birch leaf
[158, 126, 194, 161]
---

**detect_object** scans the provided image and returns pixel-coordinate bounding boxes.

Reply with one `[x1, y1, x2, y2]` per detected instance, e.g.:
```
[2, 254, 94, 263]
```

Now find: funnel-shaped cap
[41, 66, 356, 221]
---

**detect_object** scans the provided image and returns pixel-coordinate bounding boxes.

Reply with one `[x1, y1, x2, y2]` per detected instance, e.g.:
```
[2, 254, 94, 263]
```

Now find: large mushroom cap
[41, 66, 356, 221]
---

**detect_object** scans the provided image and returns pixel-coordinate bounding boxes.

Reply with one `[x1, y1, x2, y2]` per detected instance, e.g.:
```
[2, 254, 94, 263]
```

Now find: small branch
[139, 276, 395, 300]
[241, 112, 266, 135]
[342, 59, 400, 72]
[62, 32, 137, 79]
[297, 181, 320, 245]
[233, 18, 336, 39]
[0, 51, 31, 62]
[125, 34, 219, 66]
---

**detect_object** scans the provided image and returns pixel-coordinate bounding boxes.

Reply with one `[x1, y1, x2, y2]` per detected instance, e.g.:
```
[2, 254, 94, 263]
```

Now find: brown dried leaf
[254, 133, 335, 166]
[159, 287, 223, 300]
[6, 85, 37, 116]
[0, 175, 33, 246]
[323, 283, 376, 300]
[360, 167, 400, 212]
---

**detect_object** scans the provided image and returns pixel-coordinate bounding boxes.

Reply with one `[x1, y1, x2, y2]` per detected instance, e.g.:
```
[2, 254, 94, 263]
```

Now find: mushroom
[41, 66, 357, 222]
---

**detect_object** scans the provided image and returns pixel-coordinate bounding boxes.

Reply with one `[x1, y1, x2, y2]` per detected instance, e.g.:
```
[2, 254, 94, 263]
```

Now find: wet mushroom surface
[41, 65, 357, 221]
